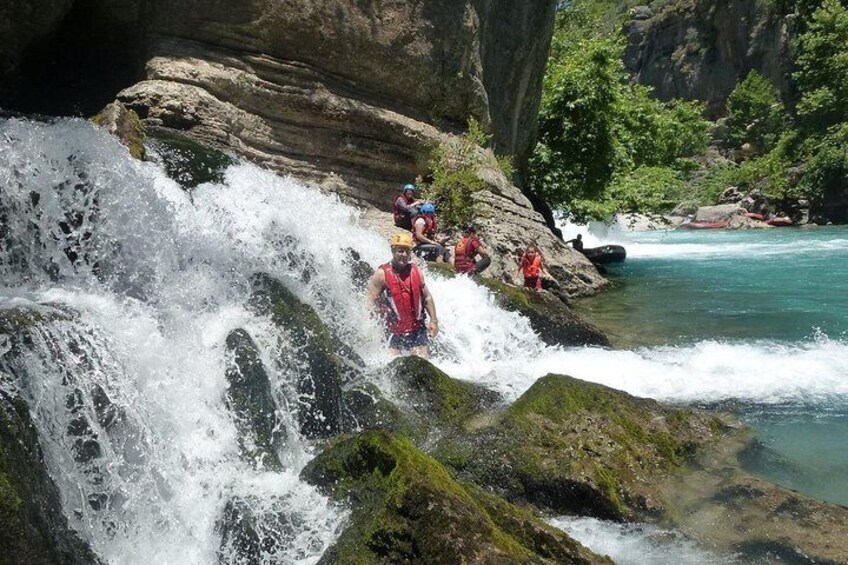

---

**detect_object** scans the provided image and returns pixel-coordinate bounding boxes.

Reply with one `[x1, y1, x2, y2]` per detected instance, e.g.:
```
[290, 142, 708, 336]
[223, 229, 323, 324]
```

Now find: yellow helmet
[390, 232, 414, 248]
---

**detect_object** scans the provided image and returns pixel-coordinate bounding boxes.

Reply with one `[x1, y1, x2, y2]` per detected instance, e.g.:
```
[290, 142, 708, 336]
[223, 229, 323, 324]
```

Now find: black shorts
[388, 325, 429, 350]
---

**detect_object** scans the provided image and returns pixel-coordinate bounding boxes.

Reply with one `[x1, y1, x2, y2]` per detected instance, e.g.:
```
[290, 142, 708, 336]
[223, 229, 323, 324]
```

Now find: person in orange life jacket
[565, 233, 584, 253]
[412, 202, 451, 263]
[366, 232, 439, 358]
[514, 244, 552, 291]
[453, 222, 491, 275]
[392, 184, 423, 230]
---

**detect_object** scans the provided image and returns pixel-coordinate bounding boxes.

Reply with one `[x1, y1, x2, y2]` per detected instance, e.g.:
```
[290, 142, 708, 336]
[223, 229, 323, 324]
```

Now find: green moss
[91, 105, 146, 160]
[388, 356, 497, 431]
[439, 374, 728, 522]
[146, 129, 234, 189]
[301, 430, 615, 564]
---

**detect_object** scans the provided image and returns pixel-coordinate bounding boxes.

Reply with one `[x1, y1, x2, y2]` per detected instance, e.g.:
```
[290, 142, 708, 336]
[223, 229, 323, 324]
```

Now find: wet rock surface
[0, 389, 102, 565]
[249, 273, 355, 439]
[301, 429, 611, 565]
[432, 374, 729, 522]
[224, 329, 286, 471]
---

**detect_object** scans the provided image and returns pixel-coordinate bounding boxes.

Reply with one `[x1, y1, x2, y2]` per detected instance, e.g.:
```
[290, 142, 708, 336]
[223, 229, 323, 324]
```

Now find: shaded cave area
[10, 0, 147, 117]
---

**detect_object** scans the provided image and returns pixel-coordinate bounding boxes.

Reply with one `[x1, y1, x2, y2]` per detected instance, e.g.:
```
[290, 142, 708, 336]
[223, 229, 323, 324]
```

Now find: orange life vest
[379, 262, 425, 335]
[454, 235, 479, 274]
[520, 252, 542, 278]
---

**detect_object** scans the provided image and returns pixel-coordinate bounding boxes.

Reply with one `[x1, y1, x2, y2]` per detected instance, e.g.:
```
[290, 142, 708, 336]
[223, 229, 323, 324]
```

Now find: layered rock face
[624, 1, 793, 117]
[115, 0, 556, 206]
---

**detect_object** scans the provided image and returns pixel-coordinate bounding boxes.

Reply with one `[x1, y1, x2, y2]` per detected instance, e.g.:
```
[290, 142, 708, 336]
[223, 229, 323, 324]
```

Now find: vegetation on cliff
[529, 0, 710, 221]
[533, 0, 848, 224]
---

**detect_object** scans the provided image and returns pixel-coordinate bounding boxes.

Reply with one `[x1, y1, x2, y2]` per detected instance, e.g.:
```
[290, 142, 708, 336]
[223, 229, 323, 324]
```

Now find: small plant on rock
[423, 118, 512, 228]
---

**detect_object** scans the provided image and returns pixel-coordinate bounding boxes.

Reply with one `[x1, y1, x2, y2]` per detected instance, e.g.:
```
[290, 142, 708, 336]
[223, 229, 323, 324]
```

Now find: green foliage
[725, 70, 787, 153]
[608, 166, 687, 212]
[798, 123, 848, 210]
[425, 118, 512, 228]
[794, 0, 848, 131]
[530, 1, 710, 221]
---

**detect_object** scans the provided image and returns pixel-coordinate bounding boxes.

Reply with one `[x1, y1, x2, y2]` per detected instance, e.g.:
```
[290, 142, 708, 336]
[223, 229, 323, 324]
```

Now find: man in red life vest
[453, 223, 491, 275]
[514, 244, 552, 291]
[392, 184, 423, 230]
[366, 232, 439, 358]
[412, 202, 451, 262]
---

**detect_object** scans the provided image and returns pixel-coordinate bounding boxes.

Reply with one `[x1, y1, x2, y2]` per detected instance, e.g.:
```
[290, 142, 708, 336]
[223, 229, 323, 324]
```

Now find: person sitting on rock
[454, 223, 491, 276]
[514, 244, 552, 291]
[366, 232, 439, 358]
[392, 183, 423, 230]
[565, 233, 584, 253]
[412, 203, 451, 263]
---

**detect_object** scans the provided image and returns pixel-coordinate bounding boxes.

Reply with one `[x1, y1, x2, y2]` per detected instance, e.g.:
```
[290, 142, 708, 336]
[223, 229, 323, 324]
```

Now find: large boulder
[0, 308, 102, 565]
[301, 430, 611, 564]
[435, 374, 730, 521]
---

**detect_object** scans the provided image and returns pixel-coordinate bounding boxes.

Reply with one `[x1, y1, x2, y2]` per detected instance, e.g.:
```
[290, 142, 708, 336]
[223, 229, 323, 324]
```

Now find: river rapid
[2, 116, 846, 563]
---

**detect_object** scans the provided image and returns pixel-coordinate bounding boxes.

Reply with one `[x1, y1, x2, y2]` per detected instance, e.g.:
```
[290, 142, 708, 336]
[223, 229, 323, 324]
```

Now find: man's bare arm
[422, 284, 439, 337]
[366, 269, 386, 310]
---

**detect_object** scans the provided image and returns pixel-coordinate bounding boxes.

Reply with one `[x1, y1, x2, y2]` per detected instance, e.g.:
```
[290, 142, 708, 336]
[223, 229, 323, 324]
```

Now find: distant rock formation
[624, 2, 794, 117]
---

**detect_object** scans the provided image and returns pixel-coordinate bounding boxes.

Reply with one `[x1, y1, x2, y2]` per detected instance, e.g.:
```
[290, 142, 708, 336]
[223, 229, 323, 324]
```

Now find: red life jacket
[379, 262, 425, 335]
[412, 214, 437, 243]
[392, 194, 415, 227]
[520, 252, 542, 278]
[454, 235, 479, 274]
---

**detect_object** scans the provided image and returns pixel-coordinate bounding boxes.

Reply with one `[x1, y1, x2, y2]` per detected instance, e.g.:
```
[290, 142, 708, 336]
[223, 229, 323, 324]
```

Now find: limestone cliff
[624, 1, 794, 117]
[1, 1, 607, 295]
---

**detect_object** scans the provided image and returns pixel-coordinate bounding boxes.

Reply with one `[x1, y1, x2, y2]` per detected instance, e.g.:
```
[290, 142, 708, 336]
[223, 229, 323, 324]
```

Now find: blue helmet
[420, 202, 436, 214]
[402, 183, 416, 193]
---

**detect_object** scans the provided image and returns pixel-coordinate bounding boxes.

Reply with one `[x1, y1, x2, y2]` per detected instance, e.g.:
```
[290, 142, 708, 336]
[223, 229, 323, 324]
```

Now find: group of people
[369, 183, 563, 358]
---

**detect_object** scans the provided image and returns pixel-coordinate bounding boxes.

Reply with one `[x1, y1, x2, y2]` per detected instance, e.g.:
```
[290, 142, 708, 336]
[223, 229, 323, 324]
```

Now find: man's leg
[473, 256, 491, 275]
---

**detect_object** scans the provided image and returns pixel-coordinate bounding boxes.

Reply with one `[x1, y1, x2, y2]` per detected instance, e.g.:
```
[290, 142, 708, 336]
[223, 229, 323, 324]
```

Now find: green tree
[529, 5, 709, 221]
[725, 70, 786, 153]
[793, 0, 848, 131]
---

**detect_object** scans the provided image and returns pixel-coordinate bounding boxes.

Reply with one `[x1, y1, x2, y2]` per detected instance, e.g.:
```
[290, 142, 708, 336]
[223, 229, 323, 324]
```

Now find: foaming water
[550, 516, 740, 565]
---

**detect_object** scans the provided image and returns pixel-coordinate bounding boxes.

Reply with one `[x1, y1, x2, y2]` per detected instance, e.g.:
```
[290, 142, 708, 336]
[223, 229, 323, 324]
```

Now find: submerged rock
[215, 495, 303, 565]
[0, 389, 101, 565]
[224, 329, 285, 471]
[301, 430, 611, 564]
[661, 431, 848, 564]
[249, 273, 351, 439]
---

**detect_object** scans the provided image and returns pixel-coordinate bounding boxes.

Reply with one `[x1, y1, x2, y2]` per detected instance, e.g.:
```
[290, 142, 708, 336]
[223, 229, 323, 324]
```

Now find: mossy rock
[340, 381, 421, 440]
[301, 430, 610, 564]
[91, 102, 146, 160]
[145, 128, 234, 189]
[224, 329, 285, 471]
[249, 273, 356, 438]
[387, 355, 501, 432]
[0, 390, 101, 565]
[424, 263, 608, 347]
[437, 374, 729, 522]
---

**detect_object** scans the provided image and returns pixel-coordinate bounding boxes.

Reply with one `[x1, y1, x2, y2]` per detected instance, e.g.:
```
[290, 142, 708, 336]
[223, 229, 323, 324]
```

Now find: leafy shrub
[608, 166, 688, 212]
[793, 0, 848, 131]
[725, 70, 787, 154]
[424, 118, 512, 228]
